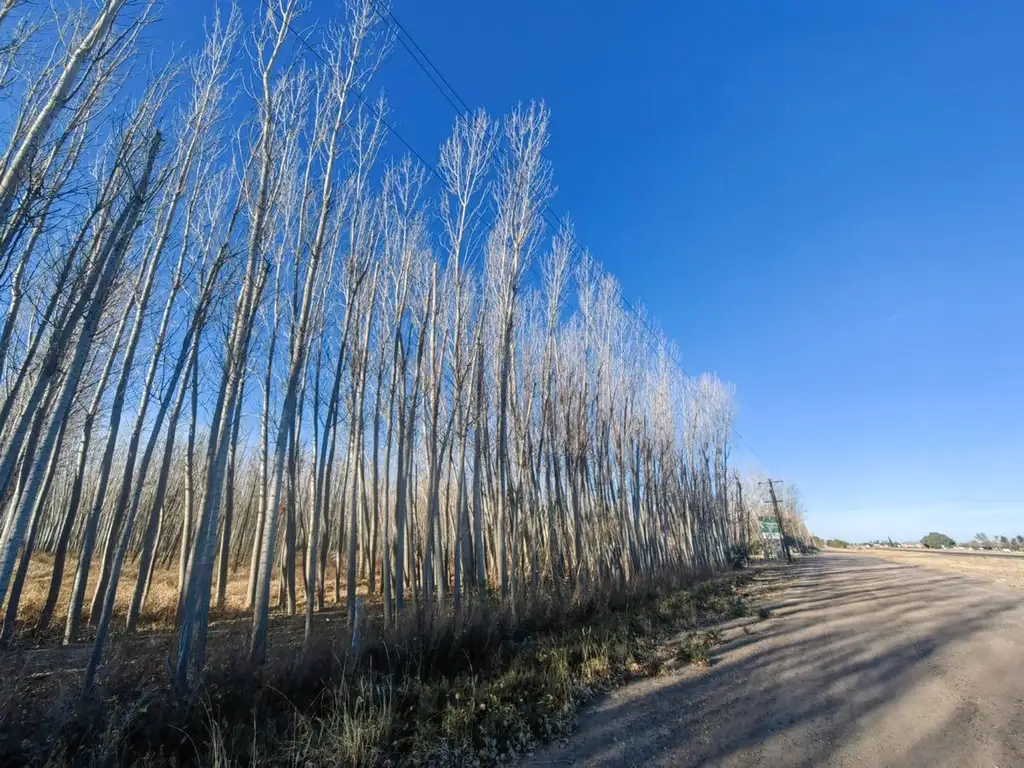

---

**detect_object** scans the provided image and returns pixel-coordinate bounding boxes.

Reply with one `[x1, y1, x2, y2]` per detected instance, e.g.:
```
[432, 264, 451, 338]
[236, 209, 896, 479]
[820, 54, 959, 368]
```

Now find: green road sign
[759, 517, 781, 539]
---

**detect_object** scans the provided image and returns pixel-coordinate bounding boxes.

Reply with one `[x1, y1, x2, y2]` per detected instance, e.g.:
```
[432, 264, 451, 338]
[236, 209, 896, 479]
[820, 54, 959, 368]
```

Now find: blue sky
[165, 0, 1024, 543]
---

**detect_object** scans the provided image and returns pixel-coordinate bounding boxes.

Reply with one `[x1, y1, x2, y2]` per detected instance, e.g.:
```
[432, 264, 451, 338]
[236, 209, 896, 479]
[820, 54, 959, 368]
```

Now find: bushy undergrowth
[0, 569, 754, 767]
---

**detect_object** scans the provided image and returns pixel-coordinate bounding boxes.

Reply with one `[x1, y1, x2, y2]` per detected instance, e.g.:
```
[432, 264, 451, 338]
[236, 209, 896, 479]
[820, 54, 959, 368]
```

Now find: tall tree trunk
[2, 131, 161, 619]
[215, 380, 245, 609]
[1, 418, 66, 644]
[178, 340, 199, 618]
[126, 336, 196, 631]
[33, 309, 131, 633]
[0, 0, 128, 233]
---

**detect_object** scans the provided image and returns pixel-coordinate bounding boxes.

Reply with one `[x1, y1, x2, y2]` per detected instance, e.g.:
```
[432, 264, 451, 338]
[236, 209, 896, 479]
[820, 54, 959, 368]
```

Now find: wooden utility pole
[762, 479, 792, 563]
[734, 475, 747, 551]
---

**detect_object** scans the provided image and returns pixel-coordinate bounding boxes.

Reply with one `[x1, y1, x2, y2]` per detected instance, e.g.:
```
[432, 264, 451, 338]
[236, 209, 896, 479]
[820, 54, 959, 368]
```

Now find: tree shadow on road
[526, 555, 1024, 767]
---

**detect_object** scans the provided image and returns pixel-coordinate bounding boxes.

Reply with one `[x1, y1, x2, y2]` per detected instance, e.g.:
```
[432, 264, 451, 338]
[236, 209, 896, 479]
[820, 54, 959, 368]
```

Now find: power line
[257, 0, 447, 189]
[259, 0, 770, 471]
[364, 1, 771, 470]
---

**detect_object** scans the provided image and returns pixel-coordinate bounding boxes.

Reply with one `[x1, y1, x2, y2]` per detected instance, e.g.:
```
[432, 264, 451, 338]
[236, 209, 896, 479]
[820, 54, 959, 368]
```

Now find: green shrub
[921, 532, 956, 549]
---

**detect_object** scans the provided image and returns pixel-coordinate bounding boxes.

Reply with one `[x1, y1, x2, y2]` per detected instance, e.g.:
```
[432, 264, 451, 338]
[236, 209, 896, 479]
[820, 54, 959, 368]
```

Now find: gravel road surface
[523, 553, 1024, 767]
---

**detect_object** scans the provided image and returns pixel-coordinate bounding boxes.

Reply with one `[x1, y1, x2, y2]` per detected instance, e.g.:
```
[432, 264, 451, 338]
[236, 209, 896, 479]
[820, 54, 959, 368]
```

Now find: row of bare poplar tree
[0, 0, 767, 694]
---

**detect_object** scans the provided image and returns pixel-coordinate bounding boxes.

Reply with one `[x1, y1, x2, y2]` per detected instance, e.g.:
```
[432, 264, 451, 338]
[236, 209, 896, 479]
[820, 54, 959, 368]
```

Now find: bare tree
[486, 101, 553, 599]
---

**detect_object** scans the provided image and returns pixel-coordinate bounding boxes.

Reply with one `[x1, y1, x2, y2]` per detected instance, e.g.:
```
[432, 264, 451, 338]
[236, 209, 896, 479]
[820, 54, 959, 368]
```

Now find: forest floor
[523, 553, 1024, 767]
[1, 553, 361, 682]
[12, 552, 337, 641]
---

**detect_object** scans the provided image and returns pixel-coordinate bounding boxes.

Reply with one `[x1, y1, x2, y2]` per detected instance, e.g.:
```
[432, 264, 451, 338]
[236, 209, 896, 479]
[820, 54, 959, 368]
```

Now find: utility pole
[761, 479, 792, 563]
[734, 475, 747, 552]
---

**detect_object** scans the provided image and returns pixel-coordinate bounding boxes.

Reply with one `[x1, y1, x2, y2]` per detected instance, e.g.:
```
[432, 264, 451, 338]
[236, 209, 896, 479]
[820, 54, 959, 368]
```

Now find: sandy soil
[522, 553, 1024, 767]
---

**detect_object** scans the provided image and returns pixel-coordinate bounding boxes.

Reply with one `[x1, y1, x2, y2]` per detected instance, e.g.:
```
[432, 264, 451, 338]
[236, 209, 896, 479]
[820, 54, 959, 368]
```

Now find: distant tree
[921, 532, 956, 549]
[825, 538, 850, 549]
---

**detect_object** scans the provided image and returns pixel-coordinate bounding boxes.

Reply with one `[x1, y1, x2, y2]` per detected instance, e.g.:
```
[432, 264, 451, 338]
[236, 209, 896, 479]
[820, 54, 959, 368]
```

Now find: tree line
[962, 533, 1023, 551]
[0, 0, 797, 695]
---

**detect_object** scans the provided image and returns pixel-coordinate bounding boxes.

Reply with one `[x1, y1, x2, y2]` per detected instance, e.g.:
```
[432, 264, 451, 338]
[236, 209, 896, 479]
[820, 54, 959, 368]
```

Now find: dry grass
[854, 548, 1024, 591]
[0, 564, 764, 767]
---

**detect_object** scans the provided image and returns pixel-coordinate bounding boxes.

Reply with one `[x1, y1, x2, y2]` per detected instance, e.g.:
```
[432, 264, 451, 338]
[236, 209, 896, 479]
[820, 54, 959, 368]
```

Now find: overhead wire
[259, 0, 771, 472]
[364, 0, 771, 471]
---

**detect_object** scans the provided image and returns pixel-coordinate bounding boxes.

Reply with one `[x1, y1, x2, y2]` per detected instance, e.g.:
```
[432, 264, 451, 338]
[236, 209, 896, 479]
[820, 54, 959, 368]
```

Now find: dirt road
[523, 554, 1024, 767]
[857, 547, 1024, 591]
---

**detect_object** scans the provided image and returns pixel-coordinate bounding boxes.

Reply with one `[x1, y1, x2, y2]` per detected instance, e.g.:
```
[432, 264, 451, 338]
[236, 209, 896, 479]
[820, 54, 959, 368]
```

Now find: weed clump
[674, 629, 722, 667]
